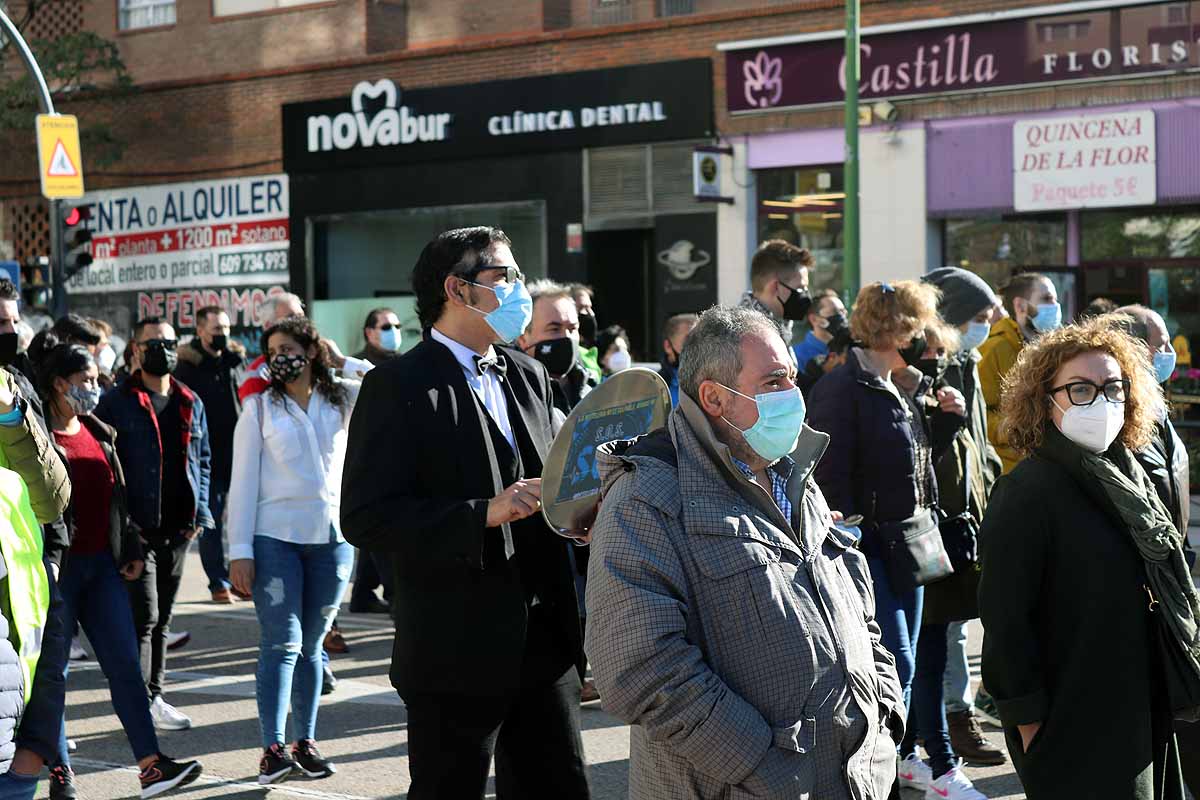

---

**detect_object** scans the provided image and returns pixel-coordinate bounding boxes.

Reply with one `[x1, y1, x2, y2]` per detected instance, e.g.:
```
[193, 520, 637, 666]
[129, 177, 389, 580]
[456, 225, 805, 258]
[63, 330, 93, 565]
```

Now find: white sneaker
[898, 753, 933, 790]
[69, 638, 88, 661]
[926, 767, 987, 800]
[150, 696, 192, 731]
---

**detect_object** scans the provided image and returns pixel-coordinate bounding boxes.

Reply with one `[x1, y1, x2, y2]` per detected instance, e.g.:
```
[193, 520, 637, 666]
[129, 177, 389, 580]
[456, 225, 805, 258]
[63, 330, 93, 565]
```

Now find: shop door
[585, 229, 654, 361]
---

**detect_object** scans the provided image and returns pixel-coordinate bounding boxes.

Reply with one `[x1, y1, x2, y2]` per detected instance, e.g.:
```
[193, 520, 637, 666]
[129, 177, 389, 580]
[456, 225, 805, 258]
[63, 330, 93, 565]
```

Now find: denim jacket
[96, 373, 214, 534]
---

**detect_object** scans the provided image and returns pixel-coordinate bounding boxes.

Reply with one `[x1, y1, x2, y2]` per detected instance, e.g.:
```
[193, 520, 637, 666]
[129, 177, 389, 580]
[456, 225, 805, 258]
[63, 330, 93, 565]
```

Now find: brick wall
[2, 0, 1198, 195]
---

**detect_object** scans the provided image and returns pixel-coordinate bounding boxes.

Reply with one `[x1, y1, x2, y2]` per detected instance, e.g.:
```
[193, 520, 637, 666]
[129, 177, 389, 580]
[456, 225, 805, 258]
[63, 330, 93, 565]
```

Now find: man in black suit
[341, 227, 590, 800]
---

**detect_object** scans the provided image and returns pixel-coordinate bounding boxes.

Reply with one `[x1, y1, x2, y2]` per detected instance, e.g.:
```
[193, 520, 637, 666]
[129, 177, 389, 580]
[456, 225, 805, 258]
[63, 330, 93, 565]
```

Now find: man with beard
[978, 273, 1060, 474]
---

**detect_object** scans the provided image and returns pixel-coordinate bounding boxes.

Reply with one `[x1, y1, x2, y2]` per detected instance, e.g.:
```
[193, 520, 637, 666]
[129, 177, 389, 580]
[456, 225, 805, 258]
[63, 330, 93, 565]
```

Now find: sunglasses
[376, 323, 399, 331]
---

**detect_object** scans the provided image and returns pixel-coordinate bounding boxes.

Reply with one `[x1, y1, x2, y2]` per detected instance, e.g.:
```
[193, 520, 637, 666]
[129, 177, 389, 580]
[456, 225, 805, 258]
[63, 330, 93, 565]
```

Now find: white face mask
[1052, 395, 1125, 454]
[606, 349, 632, 373]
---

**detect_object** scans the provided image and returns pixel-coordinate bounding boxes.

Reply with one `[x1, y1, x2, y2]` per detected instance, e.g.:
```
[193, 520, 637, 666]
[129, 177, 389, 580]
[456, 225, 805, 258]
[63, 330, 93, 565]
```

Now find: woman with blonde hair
[809, 282, 983, 799]
[978, 316, 1194, 800]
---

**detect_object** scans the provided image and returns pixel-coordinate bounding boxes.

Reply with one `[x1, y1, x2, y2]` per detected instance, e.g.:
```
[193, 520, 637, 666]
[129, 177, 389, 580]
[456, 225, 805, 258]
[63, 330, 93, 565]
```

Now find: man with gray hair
[585, 305, 904, 799]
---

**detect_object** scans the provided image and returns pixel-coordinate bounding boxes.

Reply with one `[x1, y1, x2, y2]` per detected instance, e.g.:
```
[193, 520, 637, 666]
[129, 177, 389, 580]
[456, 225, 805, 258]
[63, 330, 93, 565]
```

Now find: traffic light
[60, 202, 93, 279]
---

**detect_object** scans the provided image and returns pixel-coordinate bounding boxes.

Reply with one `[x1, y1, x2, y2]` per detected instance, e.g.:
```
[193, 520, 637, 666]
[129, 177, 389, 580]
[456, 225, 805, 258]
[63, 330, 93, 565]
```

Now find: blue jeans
[0, 770, 38, 800]
[943, 620, 972, 714]
[56, 552, 159, 766]
[867, 557, 923, 712]
[901, 622, 954, 779]
[253, 534, 353, 749]
[199, 488, 230, 592]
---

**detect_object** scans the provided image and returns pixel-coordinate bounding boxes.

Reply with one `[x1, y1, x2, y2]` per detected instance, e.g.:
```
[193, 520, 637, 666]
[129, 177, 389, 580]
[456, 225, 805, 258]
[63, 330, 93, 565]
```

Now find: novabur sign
[1013, 111, 1156, 212]
[66, 175, 289, 294]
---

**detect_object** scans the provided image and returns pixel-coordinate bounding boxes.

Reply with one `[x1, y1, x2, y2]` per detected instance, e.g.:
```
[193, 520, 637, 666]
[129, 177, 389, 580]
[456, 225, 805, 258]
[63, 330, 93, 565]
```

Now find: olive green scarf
[1077, 443, 1200, 690]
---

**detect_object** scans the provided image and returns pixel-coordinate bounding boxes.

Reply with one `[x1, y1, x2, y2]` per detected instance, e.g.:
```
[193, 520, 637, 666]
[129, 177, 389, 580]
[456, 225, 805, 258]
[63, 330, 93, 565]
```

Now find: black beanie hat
[922, 267, 999, 327]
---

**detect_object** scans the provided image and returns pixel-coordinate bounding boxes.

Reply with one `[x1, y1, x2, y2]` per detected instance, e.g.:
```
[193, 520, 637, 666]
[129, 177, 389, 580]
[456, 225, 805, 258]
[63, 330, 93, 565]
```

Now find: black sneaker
[258, 743, 296, 785]
[139, 754, 202, 799]
[291, 739, 336, 779]
[321, 664, 337, 696]
[49, 765, 77, 800]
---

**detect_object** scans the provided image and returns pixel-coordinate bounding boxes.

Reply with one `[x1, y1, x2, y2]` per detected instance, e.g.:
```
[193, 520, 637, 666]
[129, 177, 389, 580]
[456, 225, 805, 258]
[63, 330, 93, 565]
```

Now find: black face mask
[779, 284, 813, 321]
[898, 334, 928, 368]
[531, 336, 577, 378]
[0, 333, 18, 367]
[917, 355, 948, 382]
[142, 343, 178, 376]
[823, 313, 848, 338]
[210, 334, 228, 353]
[578, 314, 598, 346]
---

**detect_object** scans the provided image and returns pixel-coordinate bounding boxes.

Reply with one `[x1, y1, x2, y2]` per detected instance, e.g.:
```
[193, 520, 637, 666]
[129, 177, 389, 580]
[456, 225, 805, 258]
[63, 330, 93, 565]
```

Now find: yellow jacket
[978, 317, 1026, 474]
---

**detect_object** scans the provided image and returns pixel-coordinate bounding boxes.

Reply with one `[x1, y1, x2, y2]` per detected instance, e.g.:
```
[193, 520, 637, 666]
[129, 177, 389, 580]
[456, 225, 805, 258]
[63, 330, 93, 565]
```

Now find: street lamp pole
[843, 0, 861, 302]
[0, 7, 66, 317]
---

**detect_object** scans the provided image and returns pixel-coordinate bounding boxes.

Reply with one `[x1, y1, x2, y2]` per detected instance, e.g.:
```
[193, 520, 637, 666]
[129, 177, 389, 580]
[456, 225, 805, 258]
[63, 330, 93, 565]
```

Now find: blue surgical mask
[1031, 302, 1062, 333]
[379, 326, 401, 352]
[959, 321, 990, 352]
[466, 279, 533, 343]
[719, 384, 806, 462]
[1154, 350, 1177, 384]
[66, 384, 101, 416]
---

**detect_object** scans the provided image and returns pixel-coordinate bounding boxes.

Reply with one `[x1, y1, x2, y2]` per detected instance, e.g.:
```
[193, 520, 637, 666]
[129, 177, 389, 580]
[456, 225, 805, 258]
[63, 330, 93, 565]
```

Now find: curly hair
[261, 316, 347, 409]
[849, 280, 941, 350]
[999, 315, 1159, 457]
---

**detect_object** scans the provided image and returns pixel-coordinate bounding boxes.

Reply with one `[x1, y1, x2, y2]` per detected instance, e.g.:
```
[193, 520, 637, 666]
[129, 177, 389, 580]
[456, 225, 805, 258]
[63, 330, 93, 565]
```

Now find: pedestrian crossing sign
[35, 114, 84, 199]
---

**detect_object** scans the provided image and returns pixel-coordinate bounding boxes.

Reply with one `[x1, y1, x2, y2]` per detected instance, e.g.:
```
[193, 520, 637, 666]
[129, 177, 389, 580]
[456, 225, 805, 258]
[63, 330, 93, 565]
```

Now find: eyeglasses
[377, 323, 398, 331]
[1050, 378, 1130, 407]
[139, 338, 177, 351]
[460, 265, 525, 286]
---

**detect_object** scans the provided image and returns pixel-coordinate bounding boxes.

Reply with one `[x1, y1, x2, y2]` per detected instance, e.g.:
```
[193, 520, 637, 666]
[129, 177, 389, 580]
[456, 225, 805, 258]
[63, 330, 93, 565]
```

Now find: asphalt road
[52, 547, 1035, 800]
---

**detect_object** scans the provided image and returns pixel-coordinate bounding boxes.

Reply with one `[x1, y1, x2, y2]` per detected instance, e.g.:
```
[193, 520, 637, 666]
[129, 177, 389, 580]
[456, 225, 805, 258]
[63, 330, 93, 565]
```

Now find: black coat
[1136, 415, 1191, 555]
[340, 336, 584, 698]
[174, 340, 245, 488]
[807, 349, 957, 557]
[978, 425, 1184, 800]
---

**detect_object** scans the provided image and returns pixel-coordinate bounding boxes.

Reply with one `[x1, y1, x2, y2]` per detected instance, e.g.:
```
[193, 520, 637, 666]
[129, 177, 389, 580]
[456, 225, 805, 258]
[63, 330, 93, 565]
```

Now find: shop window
[756, 165, 845, 297]
[118, 0, 175, 30]
[213, 0, 326, 16]
[1082, 207, 1200, 261]
[943, 214, 1067, 295]
[311, 200, 547, 302]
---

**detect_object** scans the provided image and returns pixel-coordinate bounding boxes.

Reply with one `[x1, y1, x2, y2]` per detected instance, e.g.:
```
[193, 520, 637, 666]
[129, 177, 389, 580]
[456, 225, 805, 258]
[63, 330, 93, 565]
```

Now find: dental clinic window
[213, 0, 327, 15]
[311, 200, 547, 301]
[118, 0, 175, 30]
[756, 165, 845, 296]
[943, 214, 1067, 292]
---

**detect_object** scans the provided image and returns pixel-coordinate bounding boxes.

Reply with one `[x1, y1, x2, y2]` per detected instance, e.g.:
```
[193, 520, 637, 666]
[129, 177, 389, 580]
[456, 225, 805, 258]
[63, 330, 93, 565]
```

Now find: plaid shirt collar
[730, 455, 795, 524]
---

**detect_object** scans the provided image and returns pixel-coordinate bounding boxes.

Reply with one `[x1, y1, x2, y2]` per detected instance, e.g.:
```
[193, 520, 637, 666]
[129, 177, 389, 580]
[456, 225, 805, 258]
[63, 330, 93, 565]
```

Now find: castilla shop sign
[283, 60, 711, 171]
[723, 1, 1200, 113]
[1013, 110, 1156, 212]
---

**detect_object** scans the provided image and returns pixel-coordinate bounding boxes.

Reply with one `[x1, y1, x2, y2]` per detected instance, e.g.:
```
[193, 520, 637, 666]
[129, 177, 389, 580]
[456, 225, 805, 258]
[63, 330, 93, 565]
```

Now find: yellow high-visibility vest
[0, 468, 49, 704]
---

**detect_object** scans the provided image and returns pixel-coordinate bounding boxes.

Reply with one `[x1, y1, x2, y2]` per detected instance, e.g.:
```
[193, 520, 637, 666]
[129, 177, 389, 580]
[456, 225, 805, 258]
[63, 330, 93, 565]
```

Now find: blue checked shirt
[731, 456, 795, 526]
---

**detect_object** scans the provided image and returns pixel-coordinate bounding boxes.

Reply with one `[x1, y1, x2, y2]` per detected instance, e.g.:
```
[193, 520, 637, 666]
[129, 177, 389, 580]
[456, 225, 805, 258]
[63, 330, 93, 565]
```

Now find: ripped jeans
[252, 531, 353, 749]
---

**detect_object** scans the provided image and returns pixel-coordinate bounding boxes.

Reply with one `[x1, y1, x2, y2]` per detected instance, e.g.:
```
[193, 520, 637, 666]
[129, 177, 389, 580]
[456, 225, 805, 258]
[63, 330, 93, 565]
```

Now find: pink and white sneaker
[898, 753, 932, 790]
[926, 767, 988, 800]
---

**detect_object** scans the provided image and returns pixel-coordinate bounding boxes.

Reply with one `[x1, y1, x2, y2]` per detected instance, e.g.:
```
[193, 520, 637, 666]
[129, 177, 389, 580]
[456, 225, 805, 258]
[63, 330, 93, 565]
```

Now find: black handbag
[938, 443, 980, 571]
[877, 507, 954, 594]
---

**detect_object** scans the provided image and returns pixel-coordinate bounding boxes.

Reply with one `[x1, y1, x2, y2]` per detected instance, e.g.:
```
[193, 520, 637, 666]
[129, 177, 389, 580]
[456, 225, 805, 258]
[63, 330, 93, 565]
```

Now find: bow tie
[473, 354, 507, 379]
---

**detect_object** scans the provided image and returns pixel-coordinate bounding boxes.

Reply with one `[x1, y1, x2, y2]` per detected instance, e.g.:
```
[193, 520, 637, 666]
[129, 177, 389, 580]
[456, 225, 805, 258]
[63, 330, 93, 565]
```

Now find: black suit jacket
[341, 336, 584, 698]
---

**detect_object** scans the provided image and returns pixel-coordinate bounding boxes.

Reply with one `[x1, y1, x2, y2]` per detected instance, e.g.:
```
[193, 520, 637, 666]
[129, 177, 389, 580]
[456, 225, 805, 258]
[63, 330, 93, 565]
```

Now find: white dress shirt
[227, 379, 361, 561]
[430, 327, 515, 448]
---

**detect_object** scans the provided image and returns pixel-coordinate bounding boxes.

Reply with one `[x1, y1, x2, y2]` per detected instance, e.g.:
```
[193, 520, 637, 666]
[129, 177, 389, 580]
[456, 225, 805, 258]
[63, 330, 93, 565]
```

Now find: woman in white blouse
[227, 316, 360, 785]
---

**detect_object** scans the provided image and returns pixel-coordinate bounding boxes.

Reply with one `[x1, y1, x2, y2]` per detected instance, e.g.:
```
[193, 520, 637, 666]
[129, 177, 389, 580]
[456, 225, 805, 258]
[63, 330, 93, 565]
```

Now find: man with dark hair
[342, 227, 590, 800]
[979, 272, 1059, 473]
[659, 313, 698, 406]
[96, 318, 213, 733]
[49, 316, 100, 354]
[352, 308, 403, 367]
[739, 239, 814, 345]
[517, 280, 595, 417]
[175, 306, 246, 604]
[792, 289, 848, 374]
